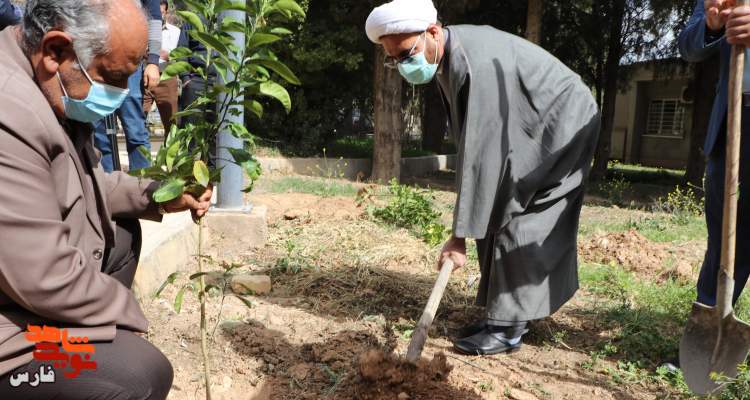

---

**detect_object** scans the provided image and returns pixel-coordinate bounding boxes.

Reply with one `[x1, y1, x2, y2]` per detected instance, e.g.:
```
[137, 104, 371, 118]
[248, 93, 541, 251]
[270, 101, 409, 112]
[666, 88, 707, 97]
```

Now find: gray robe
[435, 25, 600, 322]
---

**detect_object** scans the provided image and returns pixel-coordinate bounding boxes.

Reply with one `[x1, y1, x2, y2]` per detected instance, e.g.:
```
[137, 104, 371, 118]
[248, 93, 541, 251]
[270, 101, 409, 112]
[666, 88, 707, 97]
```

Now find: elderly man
[0, 0, 210, 398]
[366, 0, 600, 355]
[678, 0, 750, 331]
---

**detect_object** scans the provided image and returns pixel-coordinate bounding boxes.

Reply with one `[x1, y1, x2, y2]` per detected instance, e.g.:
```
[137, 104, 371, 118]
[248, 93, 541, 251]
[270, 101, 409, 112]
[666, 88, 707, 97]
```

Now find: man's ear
[426, 24, 441, 40]
[39, 31, 75, 76]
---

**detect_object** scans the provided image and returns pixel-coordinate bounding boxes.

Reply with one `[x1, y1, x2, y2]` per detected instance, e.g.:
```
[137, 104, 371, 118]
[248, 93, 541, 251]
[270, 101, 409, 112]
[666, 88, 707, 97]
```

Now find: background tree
[526, 0, 543, 44]
[372, 45, 404, 181]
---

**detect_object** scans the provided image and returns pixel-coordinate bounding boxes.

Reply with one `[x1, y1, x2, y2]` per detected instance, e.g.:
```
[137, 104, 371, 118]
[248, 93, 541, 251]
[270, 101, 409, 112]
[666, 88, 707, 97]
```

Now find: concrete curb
[133, 206, 268, 302]
[257, 154, 456, 180]
[133, 212, 198, 302]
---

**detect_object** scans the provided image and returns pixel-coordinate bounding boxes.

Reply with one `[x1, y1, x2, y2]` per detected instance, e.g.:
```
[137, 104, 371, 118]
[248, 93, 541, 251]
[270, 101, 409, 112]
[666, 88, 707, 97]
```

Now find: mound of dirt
[251, 193, 363, 223]
[352, 349, 456, 400]
[578, 229, 696, 283]
[579, 230, 666, 274]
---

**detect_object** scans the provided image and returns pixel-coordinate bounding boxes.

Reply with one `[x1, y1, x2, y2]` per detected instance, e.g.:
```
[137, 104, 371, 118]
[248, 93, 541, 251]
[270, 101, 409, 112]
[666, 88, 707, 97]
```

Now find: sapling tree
[137, 1, 304, 399]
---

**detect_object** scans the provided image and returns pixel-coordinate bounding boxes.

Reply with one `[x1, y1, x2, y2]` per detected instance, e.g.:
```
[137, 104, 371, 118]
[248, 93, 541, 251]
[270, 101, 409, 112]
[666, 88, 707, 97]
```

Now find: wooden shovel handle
[718, 11, 748, 317]
[405, 259, 455, 364]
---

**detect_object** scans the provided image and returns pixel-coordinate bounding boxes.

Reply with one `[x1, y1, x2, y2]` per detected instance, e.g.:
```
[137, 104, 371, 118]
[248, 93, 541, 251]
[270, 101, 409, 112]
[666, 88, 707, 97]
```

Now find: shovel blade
[680, 302, 750, 395]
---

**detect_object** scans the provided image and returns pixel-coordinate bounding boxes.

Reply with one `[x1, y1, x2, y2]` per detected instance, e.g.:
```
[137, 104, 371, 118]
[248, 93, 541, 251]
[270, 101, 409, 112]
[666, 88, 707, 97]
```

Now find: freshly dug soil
[354, 350, 455, 399]
[578, 229, 697, 282]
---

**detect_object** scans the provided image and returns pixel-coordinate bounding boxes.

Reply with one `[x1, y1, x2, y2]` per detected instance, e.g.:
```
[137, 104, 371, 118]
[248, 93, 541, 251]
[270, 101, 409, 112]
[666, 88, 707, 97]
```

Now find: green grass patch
[326, 137, 436, 159]
[579, 262, 750, 392]
[624, 215, 706, 243]
[579, 213, 706, 243]
[267, 176, 358, 197]
[580, 263, 695, 365]
[608, 162, 685, 186]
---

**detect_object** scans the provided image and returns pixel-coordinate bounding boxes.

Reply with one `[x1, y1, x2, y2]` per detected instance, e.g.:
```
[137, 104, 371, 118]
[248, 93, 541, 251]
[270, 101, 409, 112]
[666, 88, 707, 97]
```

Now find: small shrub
[598, 173, 632, 206]
[366, 179, 449, 246]
[273, 239, 313, 275]
[711, 364, 750, 400]
[653, 185, 705, 225]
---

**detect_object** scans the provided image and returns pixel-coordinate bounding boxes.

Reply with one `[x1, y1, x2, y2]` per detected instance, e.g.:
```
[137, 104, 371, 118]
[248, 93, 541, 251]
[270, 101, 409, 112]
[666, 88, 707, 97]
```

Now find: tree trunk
[372, 46, 403, 182]
[684, 56, 720, 187]
[590, 0, 626, 182]
[421, 81, 447, 154]
[526, 0, 543, 44]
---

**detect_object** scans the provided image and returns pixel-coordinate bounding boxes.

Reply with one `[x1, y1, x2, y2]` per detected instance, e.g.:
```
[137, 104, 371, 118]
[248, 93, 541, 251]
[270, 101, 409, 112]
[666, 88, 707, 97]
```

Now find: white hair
[22, 0, 144, 68]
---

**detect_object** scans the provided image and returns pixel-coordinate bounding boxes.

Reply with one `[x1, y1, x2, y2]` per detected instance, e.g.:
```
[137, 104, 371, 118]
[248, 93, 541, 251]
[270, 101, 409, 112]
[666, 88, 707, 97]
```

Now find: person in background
[669, 0, 750, 369]
[92, 0, 162, 172]
[0, 0, 21, 30]
[142, 0, 180, 135]
[177, 16, 215, 128]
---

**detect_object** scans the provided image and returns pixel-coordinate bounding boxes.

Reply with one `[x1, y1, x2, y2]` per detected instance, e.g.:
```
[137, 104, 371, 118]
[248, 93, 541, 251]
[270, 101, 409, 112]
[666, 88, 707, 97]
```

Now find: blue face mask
[397, 33, 439, 85]
[57, 60, 129, 123]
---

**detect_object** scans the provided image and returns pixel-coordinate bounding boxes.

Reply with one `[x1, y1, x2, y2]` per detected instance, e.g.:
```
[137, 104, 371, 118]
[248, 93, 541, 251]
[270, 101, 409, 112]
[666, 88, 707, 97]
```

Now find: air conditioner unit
[681, 85, 694, 104]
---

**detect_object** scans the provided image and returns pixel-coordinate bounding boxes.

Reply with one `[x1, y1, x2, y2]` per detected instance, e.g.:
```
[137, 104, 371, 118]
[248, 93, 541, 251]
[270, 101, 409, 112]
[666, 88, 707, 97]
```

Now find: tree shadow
[222, 319, 484, 400]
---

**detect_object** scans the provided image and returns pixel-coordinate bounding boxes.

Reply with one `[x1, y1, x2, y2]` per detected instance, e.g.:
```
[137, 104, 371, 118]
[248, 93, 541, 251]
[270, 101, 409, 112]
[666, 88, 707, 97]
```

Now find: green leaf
[205, 284, 223, 295]
[258, 81, 291, 112]
[162, 61, 193, 80]
[274, 0, 306, 18]
[166, 141, 180, 171]
[193, 160, 210, 187]
[210, 168, 223, 183]
[169, 47, 193, 60]
[212, 59, 230, 85]
[245, 64, 270, 80]
[227, 122, 250, 140]
[244, 100, 263, 119]
[177, 11, 205, 33]
[234, 295, 254, 309]
[269, 27, 293, 35]
[174, 285, 187, 313]
[250, 59, 300, 85]
[182, 0, 208, 15]
[215, 0, 248, 13]
[247, 33, 281, 49]
[228, 147, 254, 163]
[189, 272, 210, 281]
[173, 109, 203, 120]
[154, 272, 180, 298]
[192, 31, 230, 57]
[220, 16, 245, 33]
[153, 178, 186, 203]
[137, 145, 152, 163]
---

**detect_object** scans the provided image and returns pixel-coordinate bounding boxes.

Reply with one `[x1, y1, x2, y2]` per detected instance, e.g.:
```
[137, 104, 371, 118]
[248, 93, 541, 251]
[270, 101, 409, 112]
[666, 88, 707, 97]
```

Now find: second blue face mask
[398, 33, 439, 85]
[57, 59, 130, 123]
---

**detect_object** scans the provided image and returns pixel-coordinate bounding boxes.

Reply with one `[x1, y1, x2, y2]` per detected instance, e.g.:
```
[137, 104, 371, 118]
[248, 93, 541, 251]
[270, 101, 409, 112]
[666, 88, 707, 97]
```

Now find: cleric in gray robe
[366, 0, 600, 355]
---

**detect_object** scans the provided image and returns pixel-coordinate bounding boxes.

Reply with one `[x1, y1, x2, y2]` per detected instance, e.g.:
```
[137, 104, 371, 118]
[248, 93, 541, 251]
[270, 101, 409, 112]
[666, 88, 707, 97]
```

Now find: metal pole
[215, 6, 246, 210]
[106, 114, 121, 171]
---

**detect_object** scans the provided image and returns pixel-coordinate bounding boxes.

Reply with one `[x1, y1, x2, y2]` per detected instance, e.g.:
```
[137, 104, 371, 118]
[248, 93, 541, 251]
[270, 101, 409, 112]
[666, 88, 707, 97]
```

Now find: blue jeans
[93, 65, 152, 172]
[696, 110, 750, 306]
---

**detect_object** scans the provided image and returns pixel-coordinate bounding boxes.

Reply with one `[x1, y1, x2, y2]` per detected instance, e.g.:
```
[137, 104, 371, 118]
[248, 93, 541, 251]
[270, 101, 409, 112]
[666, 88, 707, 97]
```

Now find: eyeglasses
[383, 32, 424, 69]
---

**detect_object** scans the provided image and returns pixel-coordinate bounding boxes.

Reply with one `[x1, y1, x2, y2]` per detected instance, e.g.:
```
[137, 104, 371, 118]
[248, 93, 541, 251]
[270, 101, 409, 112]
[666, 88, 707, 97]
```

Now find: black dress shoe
[453, 326, 529, 356]
[458, 319, 488, 338]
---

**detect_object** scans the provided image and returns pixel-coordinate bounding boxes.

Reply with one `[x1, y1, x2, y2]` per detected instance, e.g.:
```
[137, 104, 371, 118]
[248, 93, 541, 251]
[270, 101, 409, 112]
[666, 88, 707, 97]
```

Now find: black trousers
[696, 111, 750, 307]
[0, 220, 173, 399]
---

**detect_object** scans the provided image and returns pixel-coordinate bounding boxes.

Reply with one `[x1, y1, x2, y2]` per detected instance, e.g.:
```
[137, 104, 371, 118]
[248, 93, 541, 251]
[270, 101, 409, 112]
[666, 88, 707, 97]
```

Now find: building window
[645, 99, 686, 139]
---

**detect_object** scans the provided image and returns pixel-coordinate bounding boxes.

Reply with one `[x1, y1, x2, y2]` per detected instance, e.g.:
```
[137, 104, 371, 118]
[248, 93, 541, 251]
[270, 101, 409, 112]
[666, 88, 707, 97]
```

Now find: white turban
[365, 0, 438, 44]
